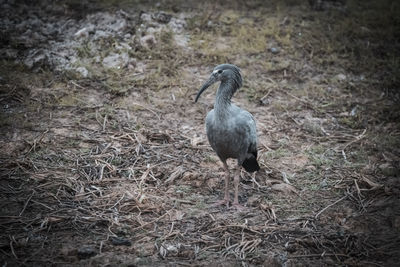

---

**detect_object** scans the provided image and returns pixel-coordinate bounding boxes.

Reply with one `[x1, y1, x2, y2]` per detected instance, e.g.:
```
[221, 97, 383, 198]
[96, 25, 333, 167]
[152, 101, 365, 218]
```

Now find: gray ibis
[195, 64, 260, 209]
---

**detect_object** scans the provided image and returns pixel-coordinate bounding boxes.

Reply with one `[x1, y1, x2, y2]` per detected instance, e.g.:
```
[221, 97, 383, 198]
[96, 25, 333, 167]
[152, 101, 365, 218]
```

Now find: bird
[195, 64, 260, 209]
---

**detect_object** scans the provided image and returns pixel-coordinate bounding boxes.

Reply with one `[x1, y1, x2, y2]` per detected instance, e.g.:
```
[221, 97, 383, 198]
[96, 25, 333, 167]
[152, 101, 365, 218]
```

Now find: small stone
[140, 34, 156, 49]
[75, 67, 89, 78]
[270, 47, 280, 54]
[335, 73, 347, 81]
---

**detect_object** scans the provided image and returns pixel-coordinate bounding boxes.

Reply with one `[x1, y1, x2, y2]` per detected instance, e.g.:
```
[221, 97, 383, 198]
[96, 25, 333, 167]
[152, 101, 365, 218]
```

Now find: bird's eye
[217, 70, 223, 74]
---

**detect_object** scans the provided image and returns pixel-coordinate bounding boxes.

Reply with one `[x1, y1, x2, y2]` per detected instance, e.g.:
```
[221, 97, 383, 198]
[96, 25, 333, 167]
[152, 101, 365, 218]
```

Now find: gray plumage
[206, 105, 259, 171]
[195, 64, 259, 208]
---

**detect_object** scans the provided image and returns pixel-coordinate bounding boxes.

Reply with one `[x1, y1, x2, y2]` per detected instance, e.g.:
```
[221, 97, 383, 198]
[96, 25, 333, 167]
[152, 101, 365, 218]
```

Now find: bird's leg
[222, 161, 230, 207]
[232, 168, 244, 210]
[212, 161, 230, 207]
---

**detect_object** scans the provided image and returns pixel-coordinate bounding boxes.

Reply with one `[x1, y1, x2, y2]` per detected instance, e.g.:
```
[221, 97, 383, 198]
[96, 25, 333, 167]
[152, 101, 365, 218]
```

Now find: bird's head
[195, 64, 242, 102]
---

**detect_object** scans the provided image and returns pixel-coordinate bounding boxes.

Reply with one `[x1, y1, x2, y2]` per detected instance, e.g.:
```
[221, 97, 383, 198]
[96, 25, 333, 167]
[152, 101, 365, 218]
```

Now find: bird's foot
[212, 198, 230, 208]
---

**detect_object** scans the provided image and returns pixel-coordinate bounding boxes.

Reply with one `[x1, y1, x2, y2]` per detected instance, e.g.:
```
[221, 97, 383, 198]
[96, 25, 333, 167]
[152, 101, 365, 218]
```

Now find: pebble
[75, 66, 89, 77]
[335, 73, 347, 81]
[270, 47, 280, 54]
[140, 34, 156, 49]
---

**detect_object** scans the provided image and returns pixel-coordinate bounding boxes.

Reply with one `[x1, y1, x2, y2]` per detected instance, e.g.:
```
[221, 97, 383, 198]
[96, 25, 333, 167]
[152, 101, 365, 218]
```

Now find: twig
[260, 88, 273, 102]
[283, 90, 316, 109]
[118, 103, 161, 120]
[131, 212, 168, 232]
[70, 80, 85, 90]
[102, 114, 107, 131]
[110, 193, 125, 209]
[288, 253, 350, 258]
[26, 130, 49, 154]
[30, 200, 54, 211]
[207, 224, 263, 235]
[341, 150, 347, 161]
[315, 195, 347, 219]
[9, 236, 18, 259]
[19, 191, 35, 216]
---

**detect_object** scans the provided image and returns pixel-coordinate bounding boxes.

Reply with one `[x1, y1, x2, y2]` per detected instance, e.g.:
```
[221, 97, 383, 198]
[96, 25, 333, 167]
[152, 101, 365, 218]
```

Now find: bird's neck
[214, 81, 237, 120]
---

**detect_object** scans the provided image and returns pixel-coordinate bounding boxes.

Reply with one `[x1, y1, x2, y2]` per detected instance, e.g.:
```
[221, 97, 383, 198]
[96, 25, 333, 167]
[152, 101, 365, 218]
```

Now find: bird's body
[206, 104, 257, 167]
[195, 64, 260, 208]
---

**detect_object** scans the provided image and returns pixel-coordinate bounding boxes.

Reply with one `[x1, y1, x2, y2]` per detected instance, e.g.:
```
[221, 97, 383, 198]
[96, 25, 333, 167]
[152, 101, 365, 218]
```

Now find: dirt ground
[1, 0, 399, 266]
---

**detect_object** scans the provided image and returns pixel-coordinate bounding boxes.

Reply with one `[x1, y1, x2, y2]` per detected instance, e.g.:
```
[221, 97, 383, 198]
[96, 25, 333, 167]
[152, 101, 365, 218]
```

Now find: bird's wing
[234, 107, 258, 156]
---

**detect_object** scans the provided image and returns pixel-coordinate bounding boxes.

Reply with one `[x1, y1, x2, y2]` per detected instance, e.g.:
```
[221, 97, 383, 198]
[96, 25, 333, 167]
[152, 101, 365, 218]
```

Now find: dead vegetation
[0, 0, 399, 266]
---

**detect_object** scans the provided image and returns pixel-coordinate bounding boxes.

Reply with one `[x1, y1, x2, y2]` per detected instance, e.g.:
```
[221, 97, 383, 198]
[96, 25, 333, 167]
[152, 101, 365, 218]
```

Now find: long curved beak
[195, 75, 217, 103]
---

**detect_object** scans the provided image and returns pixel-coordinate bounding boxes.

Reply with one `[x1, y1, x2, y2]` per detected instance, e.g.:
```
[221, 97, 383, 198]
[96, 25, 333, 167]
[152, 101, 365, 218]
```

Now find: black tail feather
[242, 156, 260, 173]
